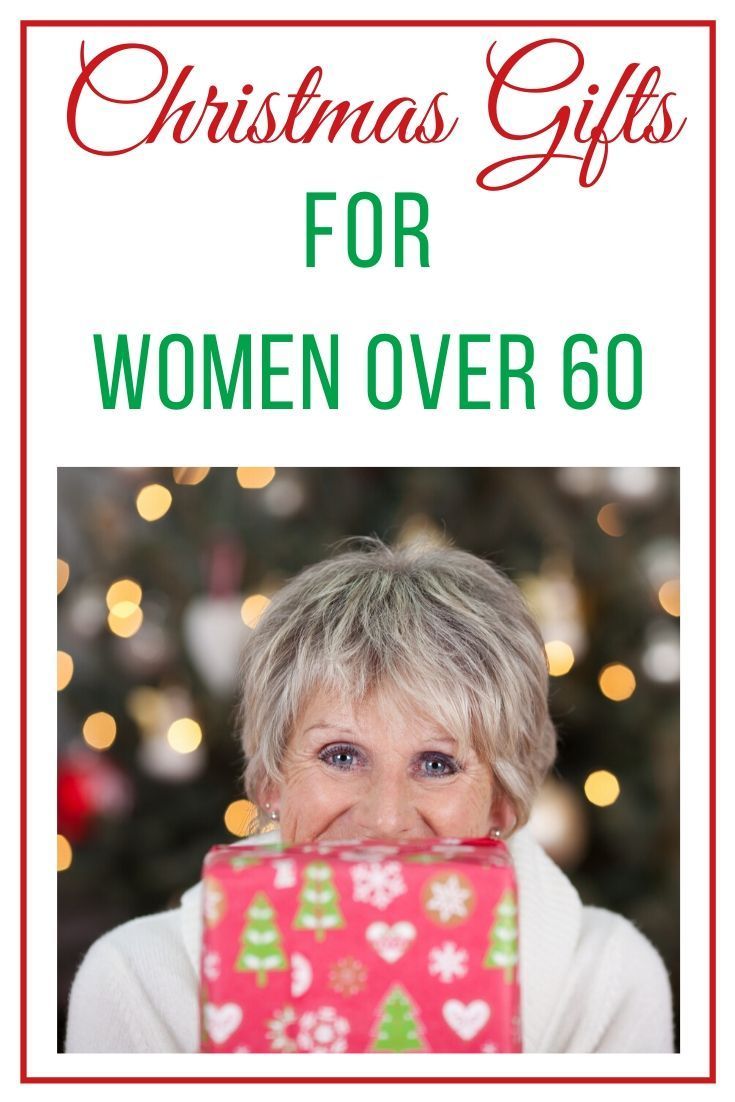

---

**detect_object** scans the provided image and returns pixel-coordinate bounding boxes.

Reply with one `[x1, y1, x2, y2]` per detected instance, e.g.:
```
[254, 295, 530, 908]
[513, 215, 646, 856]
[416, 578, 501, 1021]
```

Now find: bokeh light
[544, 640, 575, 677]
[658, 579, 680, 617]
[57, 650, 74, 691]
[236, 467, 276, 489]
[108, 605, 144, 638]
[173, 467, 210, 485]
[167, 717, 203, 754]
[642, 625, 680, 683]
[57, 834, 73, 872]
[397, 514, 445, 547]
[224, 799, 258, 838]
[136, 484, 172, 521]
[106, 579, 142, 610]
[608, 467, 659, 499]
[598, 663, 636, 701]
[57, 558, 70, 595]
[596, 503, 625, 537]
[584, 770, 621, 807]
[82, 711, 117, 751]
[241, 594, 271, 628]
[527, 778, 588, 868]
[126, 686, 163, 730]
[263, 474, 306, 517]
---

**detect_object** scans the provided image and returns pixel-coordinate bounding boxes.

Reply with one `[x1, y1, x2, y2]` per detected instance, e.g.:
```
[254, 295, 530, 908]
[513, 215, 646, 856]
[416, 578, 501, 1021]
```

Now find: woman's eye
[319, 744, 359, 770]
[420, 754, 459, 777]
[318, 745, 459, 777]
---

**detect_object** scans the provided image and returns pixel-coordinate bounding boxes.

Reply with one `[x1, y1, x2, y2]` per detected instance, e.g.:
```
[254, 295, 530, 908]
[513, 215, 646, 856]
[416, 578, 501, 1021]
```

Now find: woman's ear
[257, 778, 282, 816]
[491, 793, 518, 839]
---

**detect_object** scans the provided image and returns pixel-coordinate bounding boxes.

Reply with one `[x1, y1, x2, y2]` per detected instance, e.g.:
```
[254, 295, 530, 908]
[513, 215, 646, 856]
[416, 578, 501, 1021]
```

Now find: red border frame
[21, 18, 716, 1085]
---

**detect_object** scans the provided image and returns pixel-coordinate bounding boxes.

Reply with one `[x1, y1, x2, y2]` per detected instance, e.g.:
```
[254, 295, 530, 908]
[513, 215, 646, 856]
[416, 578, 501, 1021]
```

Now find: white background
[0, 0, 731, 1097]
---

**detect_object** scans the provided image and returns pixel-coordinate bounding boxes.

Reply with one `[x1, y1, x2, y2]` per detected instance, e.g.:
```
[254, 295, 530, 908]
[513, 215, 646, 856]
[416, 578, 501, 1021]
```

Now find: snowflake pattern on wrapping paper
[350, 860, 407, 910]
[328, 956, 368, 996]
[424, 872, 474, 925]
[297, 1006, 351, 1052]
[427, 941, 469, 983]
[481, 1042, 498, 1053]
[265, 1005, 298, 1052]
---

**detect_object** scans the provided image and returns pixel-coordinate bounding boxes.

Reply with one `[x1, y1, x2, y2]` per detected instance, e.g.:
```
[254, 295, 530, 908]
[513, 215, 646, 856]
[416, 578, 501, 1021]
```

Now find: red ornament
[58, 749, 133, 841]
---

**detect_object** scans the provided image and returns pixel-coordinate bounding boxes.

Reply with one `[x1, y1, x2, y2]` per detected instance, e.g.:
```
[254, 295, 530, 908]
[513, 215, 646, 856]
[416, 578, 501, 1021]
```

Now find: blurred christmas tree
[57, 467, 680, 1049]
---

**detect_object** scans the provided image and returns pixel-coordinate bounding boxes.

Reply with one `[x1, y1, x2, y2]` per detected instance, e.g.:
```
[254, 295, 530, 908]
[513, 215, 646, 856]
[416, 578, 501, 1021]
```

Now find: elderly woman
[66, 542, 674, 1053]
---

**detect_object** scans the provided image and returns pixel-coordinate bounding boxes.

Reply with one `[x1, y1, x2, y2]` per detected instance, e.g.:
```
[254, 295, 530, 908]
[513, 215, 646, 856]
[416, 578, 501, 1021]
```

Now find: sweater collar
[179, 827, 582, 1053]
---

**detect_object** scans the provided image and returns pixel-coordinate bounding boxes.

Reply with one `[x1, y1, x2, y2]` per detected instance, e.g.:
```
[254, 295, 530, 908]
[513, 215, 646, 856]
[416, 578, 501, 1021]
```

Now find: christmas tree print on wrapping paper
[234, 890, 288, 987]
[292, 860, 345, 941]
[370, 984, 428, 1052]
[483, 887, 519, 982]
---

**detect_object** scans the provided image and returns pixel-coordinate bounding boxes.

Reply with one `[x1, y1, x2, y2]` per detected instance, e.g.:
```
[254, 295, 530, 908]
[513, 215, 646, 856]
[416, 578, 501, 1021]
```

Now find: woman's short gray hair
[239, 540, 556, 831]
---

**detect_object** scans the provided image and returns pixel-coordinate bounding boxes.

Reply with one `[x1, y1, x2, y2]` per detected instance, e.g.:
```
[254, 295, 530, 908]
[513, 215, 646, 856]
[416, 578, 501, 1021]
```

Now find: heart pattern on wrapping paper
[442, 999, 491, 1041]
[365, 920, 417, 963]
[204, 1002, 243, 1045]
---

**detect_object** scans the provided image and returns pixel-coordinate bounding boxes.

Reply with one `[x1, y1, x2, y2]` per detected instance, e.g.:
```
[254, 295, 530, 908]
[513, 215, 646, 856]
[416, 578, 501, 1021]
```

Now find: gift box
[199, 837, 521, 1053]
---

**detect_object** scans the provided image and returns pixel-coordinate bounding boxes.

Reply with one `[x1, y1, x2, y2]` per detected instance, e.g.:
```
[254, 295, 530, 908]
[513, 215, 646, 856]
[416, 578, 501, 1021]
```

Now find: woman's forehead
[294, 686, 462, 748]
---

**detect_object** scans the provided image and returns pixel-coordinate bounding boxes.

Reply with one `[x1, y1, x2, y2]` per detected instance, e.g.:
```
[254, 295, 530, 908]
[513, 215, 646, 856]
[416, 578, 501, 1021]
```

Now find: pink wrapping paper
[199, 837, 521, 1053]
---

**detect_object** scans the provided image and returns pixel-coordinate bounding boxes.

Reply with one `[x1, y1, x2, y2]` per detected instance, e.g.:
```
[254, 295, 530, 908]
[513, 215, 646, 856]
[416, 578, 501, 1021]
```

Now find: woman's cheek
[425, 777, 494, 835]
[279, 765, 352, 841]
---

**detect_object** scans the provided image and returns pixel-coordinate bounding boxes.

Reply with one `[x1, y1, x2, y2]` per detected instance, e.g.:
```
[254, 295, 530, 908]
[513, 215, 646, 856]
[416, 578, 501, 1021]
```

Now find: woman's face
[265, 688, 513, 845]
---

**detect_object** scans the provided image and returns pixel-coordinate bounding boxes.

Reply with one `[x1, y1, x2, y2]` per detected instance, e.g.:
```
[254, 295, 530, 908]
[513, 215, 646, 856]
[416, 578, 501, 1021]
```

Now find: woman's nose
[352, 772, 420, 841]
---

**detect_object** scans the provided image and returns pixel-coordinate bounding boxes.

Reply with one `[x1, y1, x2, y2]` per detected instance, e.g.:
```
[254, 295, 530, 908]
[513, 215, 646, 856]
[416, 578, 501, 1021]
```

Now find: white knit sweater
[65, 828, 674, 1053]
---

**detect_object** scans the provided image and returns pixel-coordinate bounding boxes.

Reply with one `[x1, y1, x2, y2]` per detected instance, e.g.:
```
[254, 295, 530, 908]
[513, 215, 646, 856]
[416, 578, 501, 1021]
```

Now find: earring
[490, 828, 502, 840]
[263, 802, 280, 822]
